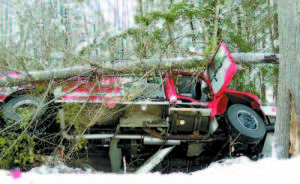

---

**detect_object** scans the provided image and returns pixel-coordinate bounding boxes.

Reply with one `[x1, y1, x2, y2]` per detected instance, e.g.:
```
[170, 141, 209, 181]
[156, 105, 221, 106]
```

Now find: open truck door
[205, 42, 238, 96]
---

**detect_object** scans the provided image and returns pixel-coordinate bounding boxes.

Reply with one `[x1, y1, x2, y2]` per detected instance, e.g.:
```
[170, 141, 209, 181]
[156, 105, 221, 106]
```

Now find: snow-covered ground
[1, 155, 299, 184]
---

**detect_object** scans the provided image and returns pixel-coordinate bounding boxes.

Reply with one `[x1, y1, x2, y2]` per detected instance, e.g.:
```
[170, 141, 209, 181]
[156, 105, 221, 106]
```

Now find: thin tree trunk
[138, 0, 147, 58]
[189, 19, 196, 46]
[166, 0, 176, 57]
[260, 71, 266, 104]
[268, 0, 276, 52]
[274, 72, 278, 105]
[188, 0, 195, 44]
[213, 0, 220, 48]
[60, 0, 70, 66]
[166, 23, 176, 56]
[262, 28, 266, 49]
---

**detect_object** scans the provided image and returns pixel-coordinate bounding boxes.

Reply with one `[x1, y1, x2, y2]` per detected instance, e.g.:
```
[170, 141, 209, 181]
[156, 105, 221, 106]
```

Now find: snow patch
[2, 156, 300, 184]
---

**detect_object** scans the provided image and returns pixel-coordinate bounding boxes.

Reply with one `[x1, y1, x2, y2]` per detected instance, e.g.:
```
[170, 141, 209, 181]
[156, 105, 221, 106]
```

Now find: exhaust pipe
[143, 137, 180, 145]
[135, 146, 175, 174]
[70, 134, 181, 145]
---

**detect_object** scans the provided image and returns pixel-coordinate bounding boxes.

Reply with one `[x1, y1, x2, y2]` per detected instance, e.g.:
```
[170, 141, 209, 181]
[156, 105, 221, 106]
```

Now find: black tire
[1, 94, 59, 135]
[226, 104, 266, 144]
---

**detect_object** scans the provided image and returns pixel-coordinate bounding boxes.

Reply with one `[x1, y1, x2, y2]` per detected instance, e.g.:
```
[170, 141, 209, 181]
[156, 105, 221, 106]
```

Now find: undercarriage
[57, 102, 270, 174]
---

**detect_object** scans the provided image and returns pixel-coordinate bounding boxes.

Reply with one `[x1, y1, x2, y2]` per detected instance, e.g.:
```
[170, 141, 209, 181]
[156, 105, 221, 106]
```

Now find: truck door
[204, 42, 238, 96]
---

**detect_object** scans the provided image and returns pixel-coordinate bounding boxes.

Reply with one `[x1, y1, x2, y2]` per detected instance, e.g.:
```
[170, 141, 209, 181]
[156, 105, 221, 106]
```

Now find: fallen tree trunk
[231, 53, 279, 64]
[0, 53, 279, 87]
[87, 53, 279, 71]
[91, 55, 206, 73]
[0, 65, 96, 87]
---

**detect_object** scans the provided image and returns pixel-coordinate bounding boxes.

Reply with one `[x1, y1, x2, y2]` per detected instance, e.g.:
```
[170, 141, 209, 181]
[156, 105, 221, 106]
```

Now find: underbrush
[0, 130, 89, 171]
[0, 104, 91, 171]
[0, 132, 45, 170]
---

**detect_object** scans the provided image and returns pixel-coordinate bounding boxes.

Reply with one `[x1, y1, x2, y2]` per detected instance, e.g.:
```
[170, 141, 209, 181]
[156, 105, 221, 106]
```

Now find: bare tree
[274, 0, 300, 159]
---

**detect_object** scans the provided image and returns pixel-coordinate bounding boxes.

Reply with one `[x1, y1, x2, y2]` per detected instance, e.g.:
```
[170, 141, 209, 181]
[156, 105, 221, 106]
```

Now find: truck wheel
[226, 104, 266, 144]
[1, 94, 59, 135]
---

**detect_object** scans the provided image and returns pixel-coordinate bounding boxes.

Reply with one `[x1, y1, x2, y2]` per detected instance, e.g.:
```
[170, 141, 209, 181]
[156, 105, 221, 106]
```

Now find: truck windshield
[207, 45, 227, 82]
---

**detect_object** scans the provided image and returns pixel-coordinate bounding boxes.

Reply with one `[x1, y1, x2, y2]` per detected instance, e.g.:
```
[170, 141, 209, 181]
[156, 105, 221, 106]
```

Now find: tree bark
[0, 65, 95, 87]
[230, 53, 279, 64]
[0, 51, 281, 88]
[274, 0, 300, 159]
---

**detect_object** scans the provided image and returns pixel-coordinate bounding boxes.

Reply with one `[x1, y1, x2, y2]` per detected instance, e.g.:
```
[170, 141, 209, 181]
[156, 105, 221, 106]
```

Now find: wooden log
[90, 55, 206, 73]
[0, 52, 279, 87]
[0, 65, 95, 87]
[231, 53, 279, 64]
[89, 53, 279, 73]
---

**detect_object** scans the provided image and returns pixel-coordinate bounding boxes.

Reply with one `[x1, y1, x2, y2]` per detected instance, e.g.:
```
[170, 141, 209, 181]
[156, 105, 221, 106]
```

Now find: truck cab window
[174, 74, 210, 102]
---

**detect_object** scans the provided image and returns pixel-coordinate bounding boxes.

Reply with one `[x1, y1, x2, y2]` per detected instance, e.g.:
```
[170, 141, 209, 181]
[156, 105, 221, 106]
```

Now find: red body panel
[56, 76, 123, 103]
[208, 95, 229, 117]
[0, 74, 124, 103]
[223, 88, 261, 109]
[177, 96, 198, 103]
[164, 72, 177, 103]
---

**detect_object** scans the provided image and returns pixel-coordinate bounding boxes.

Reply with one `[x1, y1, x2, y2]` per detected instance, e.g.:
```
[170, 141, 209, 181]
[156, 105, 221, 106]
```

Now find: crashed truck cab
[0, 42, 275, 173]
[164, 43, 273, 137]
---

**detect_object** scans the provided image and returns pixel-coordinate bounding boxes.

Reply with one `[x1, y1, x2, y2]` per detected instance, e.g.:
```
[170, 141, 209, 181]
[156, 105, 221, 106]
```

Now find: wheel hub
[237, 110, 258, 130]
